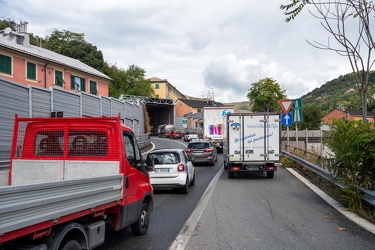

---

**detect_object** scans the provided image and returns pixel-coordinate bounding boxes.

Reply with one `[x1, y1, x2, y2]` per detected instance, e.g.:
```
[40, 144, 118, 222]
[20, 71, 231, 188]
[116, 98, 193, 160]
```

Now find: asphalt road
[96, 137, 375, 250]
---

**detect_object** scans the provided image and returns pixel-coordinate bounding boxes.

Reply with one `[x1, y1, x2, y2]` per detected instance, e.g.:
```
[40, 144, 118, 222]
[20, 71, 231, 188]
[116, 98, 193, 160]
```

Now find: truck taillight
[266, 165, 277, 171]
[185, 149, 192, 153]
[178, 163, 185, 171]
[205, 148, 213, 153]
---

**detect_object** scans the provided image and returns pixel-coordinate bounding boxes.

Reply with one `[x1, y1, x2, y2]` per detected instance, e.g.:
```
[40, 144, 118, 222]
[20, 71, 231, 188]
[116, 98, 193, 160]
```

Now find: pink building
[0, 22, 111, 96]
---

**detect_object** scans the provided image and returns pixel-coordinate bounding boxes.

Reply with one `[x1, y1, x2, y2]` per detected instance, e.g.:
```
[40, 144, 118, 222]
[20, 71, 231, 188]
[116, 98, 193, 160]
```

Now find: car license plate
[155, 168, 170, 173]
[194, 152, 203, 155]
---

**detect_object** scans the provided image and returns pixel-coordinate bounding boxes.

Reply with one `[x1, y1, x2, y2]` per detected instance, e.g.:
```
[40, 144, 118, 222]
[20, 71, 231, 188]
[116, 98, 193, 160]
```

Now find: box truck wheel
[132, 202, 151, 236]
[267, 171, 274, 178]
[228, 170, 234, 178]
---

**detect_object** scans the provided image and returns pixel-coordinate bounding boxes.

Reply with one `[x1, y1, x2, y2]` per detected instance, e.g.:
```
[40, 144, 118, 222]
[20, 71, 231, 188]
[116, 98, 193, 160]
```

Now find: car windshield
[188, 142, 209, 149]
[149, 152, 180, 164]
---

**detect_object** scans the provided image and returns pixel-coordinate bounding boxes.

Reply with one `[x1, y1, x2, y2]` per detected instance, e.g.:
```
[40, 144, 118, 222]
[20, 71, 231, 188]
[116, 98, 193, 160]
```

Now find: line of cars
[146, 138, 217, 194]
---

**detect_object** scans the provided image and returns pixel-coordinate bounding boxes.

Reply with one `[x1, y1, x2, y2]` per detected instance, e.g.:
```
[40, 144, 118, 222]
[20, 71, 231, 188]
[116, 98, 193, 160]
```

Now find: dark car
[185, 139, 217, 166]
[170, 130, 183, 139]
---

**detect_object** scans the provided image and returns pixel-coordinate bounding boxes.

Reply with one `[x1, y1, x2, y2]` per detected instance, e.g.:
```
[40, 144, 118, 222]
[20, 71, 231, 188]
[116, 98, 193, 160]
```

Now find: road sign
[292, 98, 303, 123]
[281, 112, 293, 126]
[279, 99, 293, 114]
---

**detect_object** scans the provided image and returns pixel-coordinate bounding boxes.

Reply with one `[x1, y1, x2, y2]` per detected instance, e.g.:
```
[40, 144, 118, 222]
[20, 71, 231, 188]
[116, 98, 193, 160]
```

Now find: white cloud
[0, 0, 358, 103]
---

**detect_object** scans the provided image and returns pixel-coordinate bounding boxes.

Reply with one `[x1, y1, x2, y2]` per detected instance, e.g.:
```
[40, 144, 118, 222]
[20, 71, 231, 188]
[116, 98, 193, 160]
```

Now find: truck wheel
[267, 171, 274, 178]
[228, 171, 234, 178]
[131, 202, 150, 236]
[61, 240, 82, 250]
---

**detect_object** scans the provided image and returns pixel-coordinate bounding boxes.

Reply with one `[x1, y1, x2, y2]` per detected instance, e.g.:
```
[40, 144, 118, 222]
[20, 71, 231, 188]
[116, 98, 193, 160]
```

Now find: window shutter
[27, 62, 36, 80]
[0, 54, 11, 74]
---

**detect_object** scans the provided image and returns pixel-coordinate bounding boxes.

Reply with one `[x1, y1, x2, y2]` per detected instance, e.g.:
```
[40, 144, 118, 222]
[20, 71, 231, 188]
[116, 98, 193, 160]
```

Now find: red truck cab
[1, 115, 153, 249]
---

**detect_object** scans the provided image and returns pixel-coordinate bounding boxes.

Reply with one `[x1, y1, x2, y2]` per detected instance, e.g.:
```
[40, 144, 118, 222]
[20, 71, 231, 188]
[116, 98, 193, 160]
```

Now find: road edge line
[286, 167, 375, 234]
[169, 166, 224, 250]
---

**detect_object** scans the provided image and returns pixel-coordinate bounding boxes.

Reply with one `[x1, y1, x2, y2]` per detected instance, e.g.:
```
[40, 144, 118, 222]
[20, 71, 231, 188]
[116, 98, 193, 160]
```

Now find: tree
[45, 30, 105, 72]
[325, 119, 375, 210]
[290, 104, 323, 130]
[280, 0, 375, 121]
[108, 64, 154, 98]
[247, 78, 287, 112]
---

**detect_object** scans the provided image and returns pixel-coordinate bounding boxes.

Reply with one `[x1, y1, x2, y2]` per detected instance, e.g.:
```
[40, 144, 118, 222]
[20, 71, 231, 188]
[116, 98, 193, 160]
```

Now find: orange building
[0, 22, 111, 96]
[322, 108, 375, 124]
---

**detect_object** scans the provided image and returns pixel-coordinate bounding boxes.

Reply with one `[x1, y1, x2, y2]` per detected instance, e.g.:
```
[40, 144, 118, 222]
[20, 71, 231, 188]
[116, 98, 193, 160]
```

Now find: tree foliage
[106, 64, 154, 98]
[247, 78, 287, 112]
[289, 104, 323, 130]
[45, 30, 105, 72]
[325, 119, 375, 210]
[280, 0, 375, 121]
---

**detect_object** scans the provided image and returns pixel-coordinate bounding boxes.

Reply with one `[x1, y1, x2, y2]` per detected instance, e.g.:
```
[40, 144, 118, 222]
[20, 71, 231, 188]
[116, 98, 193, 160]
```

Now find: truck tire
[267, 171, 274, 178]
[228, 170, 234, 178]
[131, 202, 150, 236]
[61, 240, 82, 250]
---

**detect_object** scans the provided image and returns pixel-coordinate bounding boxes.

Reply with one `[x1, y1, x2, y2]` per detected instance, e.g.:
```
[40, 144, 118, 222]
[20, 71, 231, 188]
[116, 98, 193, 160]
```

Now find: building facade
[148, 77, 185, 101]
[0, 22, 111, 96]
[322, 108, 375, 124]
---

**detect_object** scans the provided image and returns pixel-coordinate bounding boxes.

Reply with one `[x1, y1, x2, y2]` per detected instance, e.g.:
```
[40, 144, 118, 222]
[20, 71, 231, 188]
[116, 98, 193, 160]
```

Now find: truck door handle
[126, 176, 129, 188]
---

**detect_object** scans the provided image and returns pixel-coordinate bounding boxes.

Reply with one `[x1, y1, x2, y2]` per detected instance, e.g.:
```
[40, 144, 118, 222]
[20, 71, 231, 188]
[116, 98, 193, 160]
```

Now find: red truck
[0, 115, 154, 249]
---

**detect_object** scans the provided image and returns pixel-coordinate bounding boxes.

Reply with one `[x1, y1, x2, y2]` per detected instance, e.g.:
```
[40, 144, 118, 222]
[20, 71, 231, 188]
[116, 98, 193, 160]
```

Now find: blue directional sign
[282, 112, 293, 126]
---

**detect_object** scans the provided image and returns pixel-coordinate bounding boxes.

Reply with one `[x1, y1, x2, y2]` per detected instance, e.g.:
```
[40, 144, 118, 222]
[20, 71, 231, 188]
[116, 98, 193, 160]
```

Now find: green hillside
[302, 72, 375, 115]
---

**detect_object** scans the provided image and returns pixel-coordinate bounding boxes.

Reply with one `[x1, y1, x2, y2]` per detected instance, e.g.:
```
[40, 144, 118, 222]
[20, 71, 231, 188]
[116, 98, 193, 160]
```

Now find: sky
[0, 0, 354, 103]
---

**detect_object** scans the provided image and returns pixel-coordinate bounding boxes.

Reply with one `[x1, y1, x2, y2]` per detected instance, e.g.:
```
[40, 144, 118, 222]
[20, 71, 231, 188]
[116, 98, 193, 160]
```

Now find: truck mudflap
[0, 174, 123, 243]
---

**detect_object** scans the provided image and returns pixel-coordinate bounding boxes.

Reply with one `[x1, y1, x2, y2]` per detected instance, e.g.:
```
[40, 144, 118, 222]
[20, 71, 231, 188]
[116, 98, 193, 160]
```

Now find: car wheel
[131, 202, 150, 236]
[180, 176, 189, 194]
[190, 171, 195, 186]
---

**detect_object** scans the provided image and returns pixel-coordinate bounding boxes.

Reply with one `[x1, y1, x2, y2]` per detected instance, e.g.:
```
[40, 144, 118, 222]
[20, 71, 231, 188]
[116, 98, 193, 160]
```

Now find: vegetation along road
[97, 137, 375, 250]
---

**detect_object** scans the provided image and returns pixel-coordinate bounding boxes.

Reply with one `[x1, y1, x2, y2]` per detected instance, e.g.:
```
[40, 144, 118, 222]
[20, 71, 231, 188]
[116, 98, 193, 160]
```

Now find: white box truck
[223, 112, 281, 178]
[203, 106, 234, 152]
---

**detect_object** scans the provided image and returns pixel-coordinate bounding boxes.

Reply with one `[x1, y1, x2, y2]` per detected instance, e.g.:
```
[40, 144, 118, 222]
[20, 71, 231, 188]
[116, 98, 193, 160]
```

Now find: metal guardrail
[282, 150, 375, 206]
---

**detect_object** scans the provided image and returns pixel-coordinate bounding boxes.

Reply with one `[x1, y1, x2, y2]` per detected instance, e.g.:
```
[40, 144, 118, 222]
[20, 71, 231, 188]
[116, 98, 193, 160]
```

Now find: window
[27, 62, 36, 80]
[124, 133, 143, 171]
[90, 80, 98, 94]
[71, 75, 86, 92]
[156, 94, 159, 98]
[55, 70, 63, 86]
[0, 54, 11, 75]
[155, 83, 159, 89]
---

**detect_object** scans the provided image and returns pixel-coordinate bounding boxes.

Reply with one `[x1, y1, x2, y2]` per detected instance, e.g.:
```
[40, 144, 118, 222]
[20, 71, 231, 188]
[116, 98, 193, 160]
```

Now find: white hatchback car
[146, 149, 195, 194]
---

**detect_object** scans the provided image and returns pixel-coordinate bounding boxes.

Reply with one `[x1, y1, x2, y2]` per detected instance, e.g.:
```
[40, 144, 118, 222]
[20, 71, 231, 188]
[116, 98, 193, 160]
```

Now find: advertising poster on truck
[203, 106, 234, 141]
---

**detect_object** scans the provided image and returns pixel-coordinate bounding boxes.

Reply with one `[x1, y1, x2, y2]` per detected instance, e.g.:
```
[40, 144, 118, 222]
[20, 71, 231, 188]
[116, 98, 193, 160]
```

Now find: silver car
[185, 139, 217, 166]
[146, 149, 195, 194]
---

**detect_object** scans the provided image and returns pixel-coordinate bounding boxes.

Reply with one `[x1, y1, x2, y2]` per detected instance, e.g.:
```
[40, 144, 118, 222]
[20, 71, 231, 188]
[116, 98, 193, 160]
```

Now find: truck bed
[0, 174, 123, 237]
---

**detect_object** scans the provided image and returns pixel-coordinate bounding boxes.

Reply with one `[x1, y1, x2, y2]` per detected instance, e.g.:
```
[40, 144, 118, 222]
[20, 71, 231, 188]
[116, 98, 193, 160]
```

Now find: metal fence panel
[101, 96, 111, 117]
[31, 86, 51, 117]
[110, 98, 124, 118]
[124, 101, 133, 120]
[52, 87, 80, 117]
[0, 79, 29, 160]
[82, 92, 101, 117]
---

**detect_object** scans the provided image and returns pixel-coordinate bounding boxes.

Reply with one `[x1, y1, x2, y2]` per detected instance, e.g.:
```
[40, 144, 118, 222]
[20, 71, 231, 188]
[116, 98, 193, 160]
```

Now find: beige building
[148, 77, 185, 101]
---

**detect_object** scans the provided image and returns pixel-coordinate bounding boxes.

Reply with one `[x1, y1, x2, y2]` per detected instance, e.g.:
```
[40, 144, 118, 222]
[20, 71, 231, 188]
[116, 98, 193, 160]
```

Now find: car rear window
[188, 142, 209, 149]
[149, 152, 180, 164]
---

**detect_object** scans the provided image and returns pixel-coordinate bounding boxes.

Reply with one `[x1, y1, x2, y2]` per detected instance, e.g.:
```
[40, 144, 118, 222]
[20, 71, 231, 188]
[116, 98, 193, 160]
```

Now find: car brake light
[205, 148, 213, 153]
[178, 163, 185, 171]
[185, 149, 192, 153]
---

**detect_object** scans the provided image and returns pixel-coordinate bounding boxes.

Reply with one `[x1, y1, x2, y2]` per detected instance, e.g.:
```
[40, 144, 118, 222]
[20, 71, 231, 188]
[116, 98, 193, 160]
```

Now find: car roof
[189, 139, 209, 143]
[149, 148, 184, 154]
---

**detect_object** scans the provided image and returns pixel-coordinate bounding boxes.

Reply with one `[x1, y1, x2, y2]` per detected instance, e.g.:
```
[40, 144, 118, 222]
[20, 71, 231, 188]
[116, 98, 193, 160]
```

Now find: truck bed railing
[0, 174, 123, 235]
